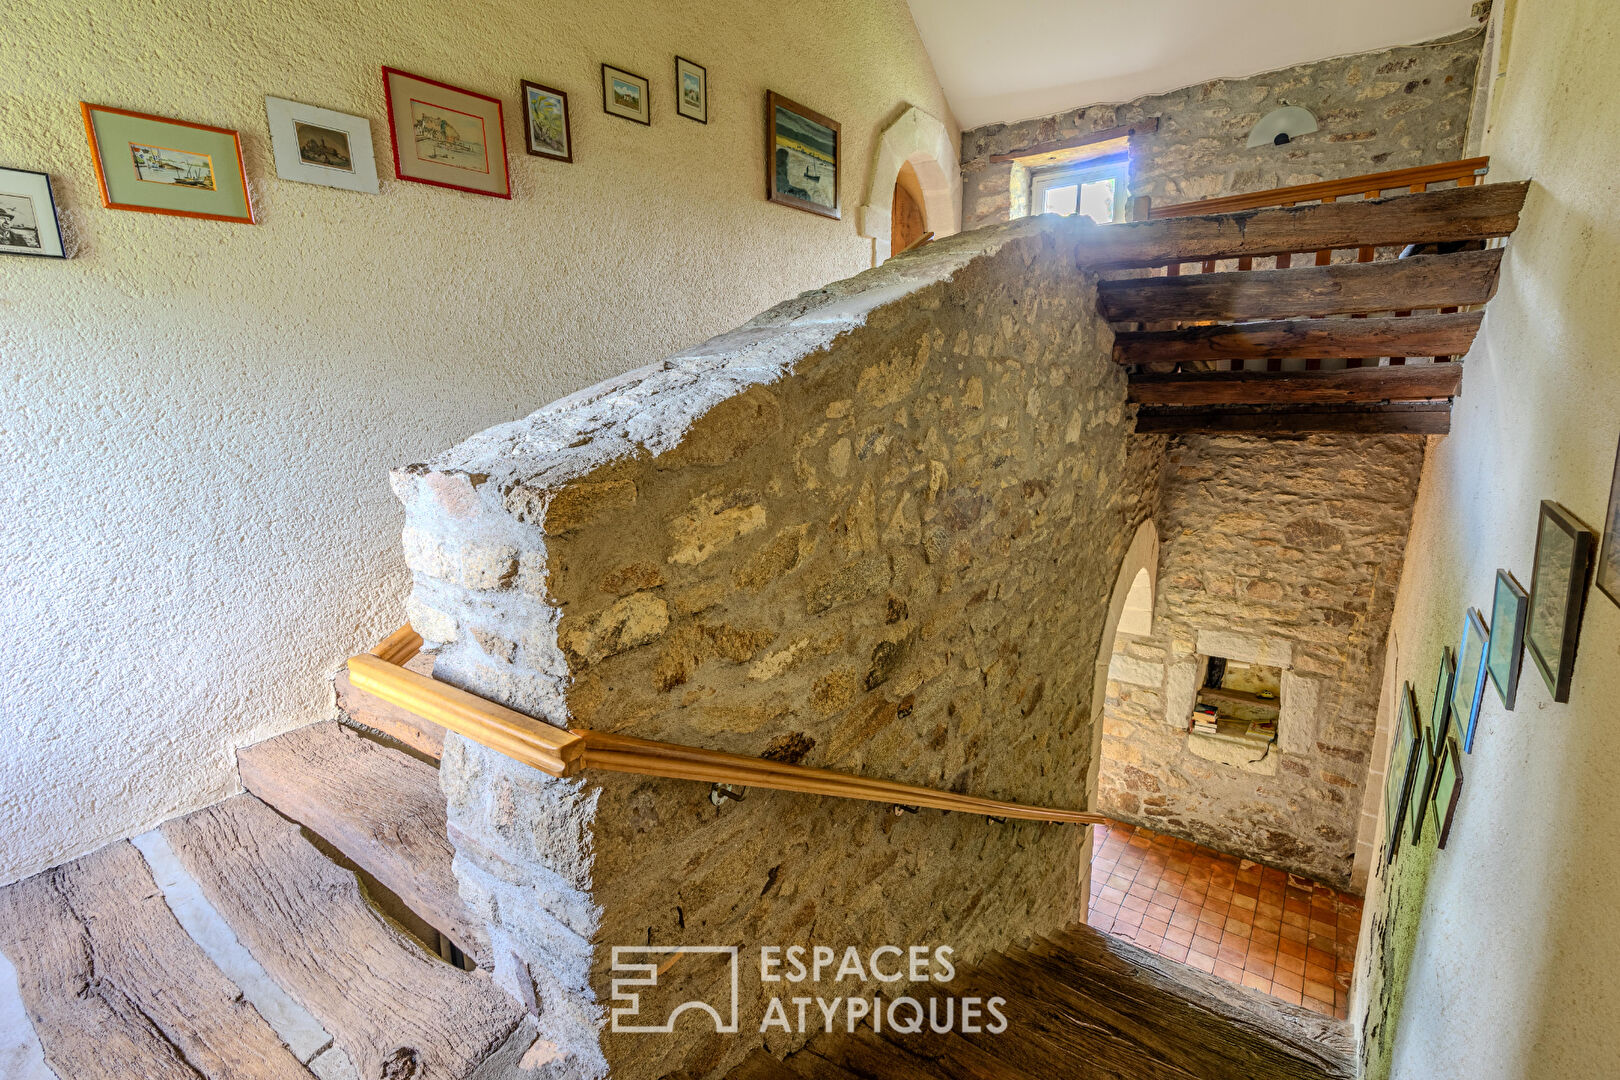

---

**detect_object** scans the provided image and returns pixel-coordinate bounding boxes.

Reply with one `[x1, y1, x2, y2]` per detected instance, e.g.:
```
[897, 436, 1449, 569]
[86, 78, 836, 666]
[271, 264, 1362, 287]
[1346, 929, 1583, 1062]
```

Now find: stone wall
[960, 28, 1485, 229]
[391, 217, 1163, 1079]
[1098, 435, 1425, 889]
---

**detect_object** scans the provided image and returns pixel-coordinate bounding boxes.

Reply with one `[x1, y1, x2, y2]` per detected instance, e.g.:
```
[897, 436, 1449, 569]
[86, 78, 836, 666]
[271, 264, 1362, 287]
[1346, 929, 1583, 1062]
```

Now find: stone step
[237, 720, 485, 964]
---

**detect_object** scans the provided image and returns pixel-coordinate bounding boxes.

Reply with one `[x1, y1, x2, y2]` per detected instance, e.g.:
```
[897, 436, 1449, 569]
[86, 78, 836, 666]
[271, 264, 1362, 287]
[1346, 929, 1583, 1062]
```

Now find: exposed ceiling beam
[1128, 364, 1463, 406]
[1113, 311, 1483, 365]
[1134, 402, 1451, 436]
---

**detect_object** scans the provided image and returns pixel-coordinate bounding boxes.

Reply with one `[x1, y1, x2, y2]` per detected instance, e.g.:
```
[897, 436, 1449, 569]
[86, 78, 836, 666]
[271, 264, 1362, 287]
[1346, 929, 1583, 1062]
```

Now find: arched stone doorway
[858, 106, 959, 263]
[891, 161, 928, 254]
[1090, 520, 1160, 803]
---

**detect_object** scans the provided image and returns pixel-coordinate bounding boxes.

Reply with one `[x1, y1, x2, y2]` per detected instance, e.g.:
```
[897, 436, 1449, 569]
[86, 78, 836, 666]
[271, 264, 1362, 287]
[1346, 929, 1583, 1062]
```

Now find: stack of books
[1192, 702, 1220, 735]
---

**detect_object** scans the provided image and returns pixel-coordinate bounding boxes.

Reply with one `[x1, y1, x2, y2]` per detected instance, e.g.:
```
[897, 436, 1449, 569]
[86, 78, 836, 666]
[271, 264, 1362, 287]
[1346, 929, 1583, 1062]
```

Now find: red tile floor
[1087, 822, 1361, 1019]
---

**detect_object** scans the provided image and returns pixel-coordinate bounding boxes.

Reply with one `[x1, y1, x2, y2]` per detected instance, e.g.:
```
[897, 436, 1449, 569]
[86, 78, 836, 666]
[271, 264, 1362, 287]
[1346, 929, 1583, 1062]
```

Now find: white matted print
[0, 168, 65, 258]
[382, 67, 511, 198]
[676, 57, 707, 124]
[601, 64, 651, 125]
[266, 97, 379, 193]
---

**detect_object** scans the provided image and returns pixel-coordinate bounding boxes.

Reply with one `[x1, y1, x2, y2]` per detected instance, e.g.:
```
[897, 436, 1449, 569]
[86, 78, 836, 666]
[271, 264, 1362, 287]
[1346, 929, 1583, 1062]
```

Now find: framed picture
[382, 67, 510, 199]
[1411, 722, 1437, 845]
[1431, 733, 1464, 849]
[1526, 500, 1597, 703]
[1487, 569, 1529, 710]
[521, 81, 572, 162]
[1429, 647, 1455, 750]
[265, 97, 378, 194]
[1454, 608, 1490, 753]
[766, 91, 840, 220]
[602, 64, 650, 125]
[1599, 433, 1620, 608]
[1384, 683, 1422, 864]
[0, 168, 66, 258]
[676, 57, 708, 124]
[80, 103, 253, 223]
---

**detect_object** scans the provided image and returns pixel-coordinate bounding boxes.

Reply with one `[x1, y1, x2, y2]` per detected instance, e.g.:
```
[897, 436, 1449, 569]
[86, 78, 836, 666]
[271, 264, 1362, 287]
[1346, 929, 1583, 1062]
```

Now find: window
[1029, 153, 1129, 224]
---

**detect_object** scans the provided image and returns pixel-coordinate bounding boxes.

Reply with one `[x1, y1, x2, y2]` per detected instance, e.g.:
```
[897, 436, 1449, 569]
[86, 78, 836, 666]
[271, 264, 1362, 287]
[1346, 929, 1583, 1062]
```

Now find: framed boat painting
[0, 168, 66, 257]
[382, 67, 511, 198]
[1525, 500, 1596, 703]
[81, 103, 253, 223]
[521, 80, 572, 162]
[766, 91, 840, 220]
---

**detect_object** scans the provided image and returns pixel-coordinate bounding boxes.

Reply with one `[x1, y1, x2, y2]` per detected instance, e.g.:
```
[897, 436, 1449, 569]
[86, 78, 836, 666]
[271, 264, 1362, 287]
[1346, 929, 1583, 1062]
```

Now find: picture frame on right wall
[1487, 569, 1529, 710]
[1526, 500, 1597, 703]
[1598, 432, 1620, 608]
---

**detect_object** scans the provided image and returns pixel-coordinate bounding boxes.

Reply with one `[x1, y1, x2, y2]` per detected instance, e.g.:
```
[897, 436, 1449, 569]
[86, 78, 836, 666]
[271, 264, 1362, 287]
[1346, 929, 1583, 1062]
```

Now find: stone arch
[1087, 519, 1160, 801]
[858, 106, 960, 263]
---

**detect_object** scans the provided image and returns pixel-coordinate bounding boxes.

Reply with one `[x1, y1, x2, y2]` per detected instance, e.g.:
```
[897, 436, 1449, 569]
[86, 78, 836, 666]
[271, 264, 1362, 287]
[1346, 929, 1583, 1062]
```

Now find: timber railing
[348, 624, 1110, 826]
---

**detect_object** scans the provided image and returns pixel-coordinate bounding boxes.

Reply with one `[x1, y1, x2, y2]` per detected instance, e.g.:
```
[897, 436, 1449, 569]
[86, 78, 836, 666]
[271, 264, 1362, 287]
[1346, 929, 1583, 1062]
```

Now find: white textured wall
[1357, 0, 1620, 1075]
[0, 0, 955, 884]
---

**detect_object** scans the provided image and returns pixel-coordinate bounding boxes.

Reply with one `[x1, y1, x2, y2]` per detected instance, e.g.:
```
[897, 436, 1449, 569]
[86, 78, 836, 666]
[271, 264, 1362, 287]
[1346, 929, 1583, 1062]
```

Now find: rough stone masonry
[390, 215, 1163, 1079]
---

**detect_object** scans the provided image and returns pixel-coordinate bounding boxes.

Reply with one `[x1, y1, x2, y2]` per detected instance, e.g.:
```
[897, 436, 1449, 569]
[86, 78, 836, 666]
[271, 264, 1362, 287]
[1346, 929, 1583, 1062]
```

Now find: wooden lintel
[1098, 249, 1502, 323]
[1135, 402, 1451, 436]
[985, 118, 1159, 163]
[1078, 182, 1525, 271]
[1128, 364, 1464, 407]
[1114, 311, 1483, 364]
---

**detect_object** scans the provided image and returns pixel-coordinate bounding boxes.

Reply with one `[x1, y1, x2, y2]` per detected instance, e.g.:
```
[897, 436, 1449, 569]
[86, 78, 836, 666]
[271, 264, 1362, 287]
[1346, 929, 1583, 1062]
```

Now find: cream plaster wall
[0, 0, 955, 884]
[1354, 0, 1620, 1075]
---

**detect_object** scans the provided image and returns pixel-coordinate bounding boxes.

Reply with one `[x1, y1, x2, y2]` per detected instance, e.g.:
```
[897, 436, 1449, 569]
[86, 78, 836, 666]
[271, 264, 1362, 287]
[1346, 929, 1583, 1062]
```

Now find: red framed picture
[382, 67, 511, 198]
[81, 103, 253, 224]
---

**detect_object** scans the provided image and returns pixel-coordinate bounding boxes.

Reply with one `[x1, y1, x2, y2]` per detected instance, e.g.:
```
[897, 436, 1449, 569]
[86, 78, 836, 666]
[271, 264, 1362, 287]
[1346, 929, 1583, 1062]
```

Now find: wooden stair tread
[1081, 180, 1526, 270]
[1097, 248, 1502, 322]
[0, 840, 311, 1080]
[1114, 310, 1483, 364]
[335, 648, 447, 759]
[237, 720, 485, 964]
[161, 794, 522, 1080]
[1135, 401, 1451, 435]
[1128, 364, 1462, 407]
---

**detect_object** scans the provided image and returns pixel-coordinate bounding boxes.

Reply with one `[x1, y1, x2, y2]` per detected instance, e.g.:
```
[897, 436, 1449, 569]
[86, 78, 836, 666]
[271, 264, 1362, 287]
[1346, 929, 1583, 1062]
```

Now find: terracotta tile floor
[1087, 822, 1361, 1019]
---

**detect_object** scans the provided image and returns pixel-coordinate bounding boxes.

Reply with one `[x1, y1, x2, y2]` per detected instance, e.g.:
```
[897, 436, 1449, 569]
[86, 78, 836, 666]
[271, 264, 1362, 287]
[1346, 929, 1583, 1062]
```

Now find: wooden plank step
[1113, 311, 1483, 365]
[336, 648, 447, 759]
[237, 720, 486, 965]
[0, 840, 312, 1080]
[1135, 401, 1450, 435]
[162, 795, 522, 1080]
[1128, 365, 1463, 407]
[1097, 249, 1502, 323]
[1081, 181, 1526, 269]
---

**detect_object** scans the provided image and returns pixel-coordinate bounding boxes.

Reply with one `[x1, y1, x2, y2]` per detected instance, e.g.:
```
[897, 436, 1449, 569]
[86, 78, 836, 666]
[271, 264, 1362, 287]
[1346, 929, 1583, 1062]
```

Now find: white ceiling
[907, 0, 1478, 129]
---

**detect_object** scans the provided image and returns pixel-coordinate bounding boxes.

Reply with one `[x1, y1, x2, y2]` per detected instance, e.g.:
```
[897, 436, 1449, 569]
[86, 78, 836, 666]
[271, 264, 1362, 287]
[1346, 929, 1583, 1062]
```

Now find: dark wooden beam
[1077, 182, 1525, 270]
[1135, 402, 1452, 435]
[1128, 364, 1464, 406]
[1098, 249, 1502, 323]
[1114, 311, 1483, 365]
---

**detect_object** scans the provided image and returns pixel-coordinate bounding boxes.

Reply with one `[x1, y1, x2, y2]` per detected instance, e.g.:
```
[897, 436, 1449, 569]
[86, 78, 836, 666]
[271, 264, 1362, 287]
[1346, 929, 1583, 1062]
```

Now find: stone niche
[1099, 435, 1424, 889]
[391, 216, 1163, 1079]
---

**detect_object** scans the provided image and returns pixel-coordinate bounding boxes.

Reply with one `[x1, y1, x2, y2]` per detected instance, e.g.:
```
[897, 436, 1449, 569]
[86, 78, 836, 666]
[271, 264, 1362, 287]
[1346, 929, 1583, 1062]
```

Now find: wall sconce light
[1247, 105, 1319, 147]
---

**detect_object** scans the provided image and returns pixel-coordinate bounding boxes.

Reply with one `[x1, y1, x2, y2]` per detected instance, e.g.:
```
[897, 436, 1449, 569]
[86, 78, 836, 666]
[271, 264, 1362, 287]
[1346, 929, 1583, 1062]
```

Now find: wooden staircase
[1087, 168, 1530, 435]
[725, 925, 1354, 1080]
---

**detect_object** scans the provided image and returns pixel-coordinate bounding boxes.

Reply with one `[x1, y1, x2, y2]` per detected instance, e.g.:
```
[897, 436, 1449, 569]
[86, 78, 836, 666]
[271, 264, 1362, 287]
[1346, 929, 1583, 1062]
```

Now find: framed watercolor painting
[1454, 608, 1489, 753]
[766, 91, 840, 220]
[1384, 683, 1422, 865]
[602, 64, 650, 125]
[81, 103, 253, 223]
[1487, 569, 1529, 710]
[1429, 646, 1455, 750]
[382, 67, 510, 198]
[1526, 500, 1596, 703]
[1432, 732, 1463, 849]
[1411, 721, 1437, 845]
[265, 97, 379, 193]
[676, 57, 708, 123]
[0, 168, 66, 258]
[521, 81, 572, 162]
[1599, 433, 1620, 608]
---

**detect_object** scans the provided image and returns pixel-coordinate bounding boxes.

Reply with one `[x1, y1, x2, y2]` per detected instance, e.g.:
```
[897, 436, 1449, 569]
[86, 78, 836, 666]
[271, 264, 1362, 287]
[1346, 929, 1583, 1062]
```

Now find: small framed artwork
[81, 103, 253, 223]
[1454, 608, 1490, 753]
[1411, 723, 1437, 845]
[1598, 433, 1620, 608]
[0, 168, 66, 258]
[1487, 569, 1529, 710]
[766, 91, 840, 220]
[602, 64, 651, 125]
[1429, 647, 1455, 750]
[676, 57, 708, 123]
[1526, 500, 1597, 703]
[1431, 733, 1464, 849]
[521, 81, 572, 162]
[1384, 683, 1422, 864]
[265, 97, 379, 194]
[382, 67, 510, 199]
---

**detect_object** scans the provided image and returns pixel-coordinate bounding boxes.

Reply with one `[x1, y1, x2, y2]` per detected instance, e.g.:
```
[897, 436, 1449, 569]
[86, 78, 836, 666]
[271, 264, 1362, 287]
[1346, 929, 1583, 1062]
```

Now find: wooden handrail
[1146, 157, 1489, 218]
[347, 626, 1109, 827]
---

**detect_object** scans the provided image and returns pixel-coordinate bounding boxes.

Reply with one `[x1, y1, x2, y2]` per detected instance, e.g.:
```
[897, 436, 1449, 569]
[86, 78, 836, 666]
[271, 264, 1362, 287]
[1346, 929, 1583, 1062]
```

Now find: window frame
[1028, 152, 1130, 224]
